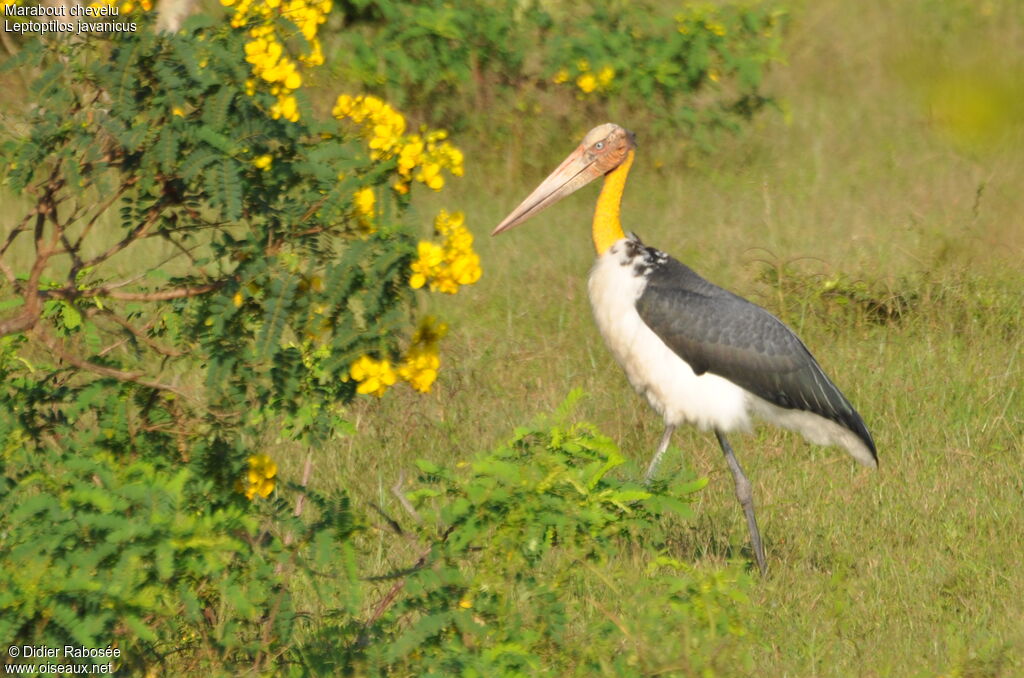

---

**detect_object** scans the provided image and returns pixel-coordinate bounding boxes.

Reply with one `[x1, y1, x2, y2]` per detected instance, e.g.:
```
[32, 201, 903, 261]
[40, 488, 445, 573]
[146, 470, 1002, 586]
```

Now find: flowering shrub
[0, 0, 479, 666]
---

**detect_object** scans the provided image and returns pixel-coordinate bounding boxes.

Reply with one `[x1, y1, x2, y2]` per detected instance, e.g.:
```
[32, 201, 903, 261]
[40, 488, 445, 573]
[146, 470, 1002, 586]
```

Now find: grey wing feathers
[635, 256, 876, 458]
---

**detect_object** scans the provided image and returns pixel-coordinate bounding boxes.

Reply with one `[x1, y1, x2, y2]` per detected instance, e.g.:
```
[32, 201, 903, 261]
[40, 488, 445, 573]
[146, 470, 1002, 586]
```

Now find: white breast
[587, 240, 753, 433]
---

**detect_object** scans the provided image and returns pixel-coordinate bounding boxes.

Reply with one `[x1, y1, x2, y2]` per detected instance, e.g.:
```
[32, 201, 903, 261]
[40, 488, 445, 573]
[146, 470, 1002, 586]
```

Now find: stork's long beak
[492, 144, 605, 235]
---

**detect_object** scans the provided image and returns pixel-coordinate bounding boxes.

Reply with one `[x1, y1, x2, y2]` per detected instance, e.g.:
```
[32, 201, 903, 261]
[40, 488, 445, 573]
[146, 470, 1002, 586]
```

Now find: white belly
[587, 241, 752, 433]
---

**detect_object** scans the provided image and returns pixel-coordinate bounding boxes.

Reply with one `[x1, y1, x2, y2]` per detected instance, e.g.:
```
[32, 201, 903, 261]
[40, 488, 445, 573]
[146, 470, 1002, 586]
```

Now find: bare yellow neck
[592, 149, 634, 255]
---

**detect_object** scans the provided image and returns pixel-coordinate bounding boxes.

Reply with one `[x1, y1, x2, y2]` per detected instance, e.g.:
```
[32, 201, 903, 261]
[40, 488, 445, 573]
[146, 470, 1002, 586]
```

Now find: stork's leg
[644, 425, 676, 484]
[715, 430, 767, 576]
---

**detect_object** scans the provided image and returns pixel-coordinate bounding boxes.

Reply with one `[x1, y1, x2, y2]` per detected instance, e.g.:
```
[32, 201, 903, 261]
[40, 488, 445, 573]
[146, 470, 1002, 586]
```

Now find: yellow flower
[409, 211, 481, 294]
[397, 316, 448, 393]
[226, 0, 330, 123]
[238, 453, 277, 500]
[398, 348, 440, 392]
[171, 106, 185, 117]
[253, 154, 273, 170]
[576, 73, 597, 94]
[353, 187, 375, 216]
[552, 68, 569, 84]
[597, 66, 615, 87]
[271, 94, 299, 122]
[334, 94, 408, 158]
[333, 93, 463, 193]
[350, 355, 397, 397]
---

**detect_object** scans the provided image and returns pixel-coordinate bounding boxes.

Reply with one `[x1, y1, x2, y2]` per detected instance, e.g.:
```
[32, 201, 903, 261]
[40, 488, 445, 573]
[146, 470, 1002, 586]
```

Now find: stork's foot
[715, 430, 767, 576]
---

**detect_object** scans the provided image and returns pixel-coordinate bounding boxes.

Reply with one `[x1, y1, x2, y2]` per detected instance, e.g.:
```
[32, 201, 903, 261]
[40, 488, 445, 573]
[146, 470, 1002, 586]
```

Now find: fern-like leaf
[210, 159, 243, 221]
[254, 276, 298, 360]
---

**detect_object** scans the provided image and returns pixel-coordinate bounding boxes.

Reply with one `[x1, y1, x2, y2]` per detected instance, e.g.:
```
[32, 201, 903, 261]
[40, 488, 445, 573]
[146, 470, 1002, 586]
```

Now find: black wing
[635, 252, 876, 458]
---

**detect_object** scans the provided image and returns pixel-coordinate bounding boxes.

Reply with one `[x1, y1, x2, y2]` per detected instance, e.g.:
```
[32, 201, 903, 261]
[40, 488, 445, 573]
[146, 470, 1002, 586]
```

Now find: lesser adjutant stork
[492, 123, 876, 575]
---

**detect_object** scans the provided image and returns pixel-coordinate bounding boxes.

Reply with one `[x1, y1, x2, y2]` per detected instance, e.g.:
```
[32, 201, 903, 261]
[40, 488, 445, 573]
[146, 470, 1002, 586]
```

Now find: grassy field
[315, 1, 1023, 675]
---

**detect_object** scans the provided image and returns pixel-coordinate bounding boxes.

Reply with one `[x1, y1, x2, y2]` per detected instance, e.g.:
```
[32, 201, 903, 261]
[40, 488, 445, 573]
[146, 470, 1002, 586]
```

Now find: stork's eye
[594, 141, 605, 151]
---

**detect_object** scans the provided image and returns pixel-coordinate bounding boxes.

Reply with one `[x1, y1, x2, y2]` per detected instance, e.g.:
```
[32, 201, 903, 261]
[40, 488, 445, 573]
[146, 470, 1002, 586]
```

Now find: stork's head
[492, 123, 636, 235]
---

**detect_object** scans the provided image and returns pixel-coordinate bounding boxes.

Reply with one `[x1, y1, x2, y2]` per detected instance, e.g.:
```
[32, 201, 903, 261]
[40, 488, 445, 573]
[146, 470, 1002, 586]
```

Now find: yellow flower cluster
[253, 154, 273, 171]
[552, 59, 615, 95]
[349, 317, 448, 397]
[353, 187, 375, 216]
[350, 186, 377, 234]
[349, 355, 397, 397]
[409, 210, 481, 294]
[332, 94, 406, 156]
[221, 0, 331, 122]
[237, 453, 277, 500]
[332, 94, 465, 194]
[397, 316, 447, 393]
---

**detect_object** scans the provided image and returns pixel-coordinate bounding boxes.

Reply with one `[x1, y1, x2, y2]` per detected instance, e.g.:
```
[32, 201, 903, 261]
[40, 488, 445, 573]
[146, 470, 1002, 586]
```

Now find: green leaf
[211, 159, 243, 221]
[61, 302, 82, 330]
[254, 275, 298, 360]
[196, 125, 237, 155]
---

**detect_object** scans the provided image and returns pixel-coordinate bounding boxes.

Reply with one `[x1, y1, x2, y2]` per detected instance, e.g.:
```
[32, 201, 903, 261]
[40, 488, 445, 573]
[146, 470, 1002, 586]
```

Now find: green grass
[308, 1, 1024, 675]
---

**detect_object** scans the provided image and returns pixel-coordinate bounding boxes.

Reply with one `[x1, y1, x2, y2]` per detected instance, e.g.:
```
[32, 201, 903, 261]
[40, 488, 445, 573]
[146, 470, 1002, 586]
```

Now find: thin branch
[70, 237, 207, 296]
[45, 199, 87, 278]
[30, 327, 192, 399]
[160, 231, 203, 269]
[391, 470, 421, 524]
[0, 309, 38, 337]
[294, 452, 314, 518]
[96, 334, 132, 358]
[361, 523, 456, 637]
[0, 257, 15, 286]
[368, 502, 405, 537]
[99, 311, 185, 357]
[72, 179, 135, 253]
[82, 204, 162, 269]
[42, 281, 223, 302]
[364, 546, 432, 632]
[1, 211, 52, 337]
[277, 451, 316, 575]
[1, 210, 35, 257]
[104, 283, 223, 301]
